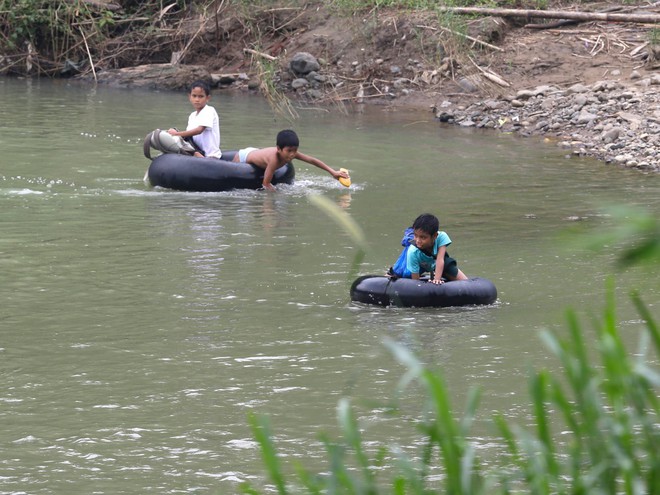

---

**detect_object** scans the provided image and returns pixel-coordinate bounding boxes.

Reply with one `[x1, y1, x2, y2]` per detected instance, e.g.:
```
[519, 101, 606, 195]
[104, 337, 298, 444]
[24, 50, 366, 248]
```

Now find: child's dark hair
[412, 213, 439, 235]
[276, 129, 299, 149]
[189, 80, 211, 96]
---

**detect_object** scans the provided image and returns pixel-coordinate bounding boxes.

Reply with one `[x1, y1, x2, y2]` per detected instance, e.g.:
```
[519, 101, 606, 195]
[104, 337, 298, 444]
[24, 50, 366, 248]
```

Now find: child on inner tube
[167, 80, 222, 159]
[233, 129, 349, 191]
[405, 213, 468, 285]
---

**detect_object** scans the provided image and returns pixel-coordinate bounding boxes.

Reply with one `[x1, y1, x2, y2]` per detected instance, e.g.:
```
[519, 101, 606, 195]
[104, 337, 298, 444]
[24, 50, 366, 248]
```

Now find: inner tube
[146, 151, 295, 192]
[350, 275, 497, 308]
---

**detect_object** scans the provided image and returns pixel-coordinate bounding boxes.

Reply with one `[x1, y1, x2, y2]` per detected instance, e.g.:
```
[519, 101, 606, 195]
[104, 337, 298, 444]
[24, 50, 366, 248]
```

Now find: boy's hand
[431, 278, 445, 285]
[336, 168, 351, 187]
[262, 183, 277, 191]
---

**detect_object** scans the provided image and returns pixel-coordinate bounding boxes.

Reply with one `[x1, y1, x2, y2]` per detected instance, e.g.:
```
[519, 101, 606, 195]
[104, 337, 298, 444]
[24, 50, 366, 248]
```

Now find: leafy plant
[250, 52, 299, 120]
[241, 288, 659, 493]
[241, 206, 660, 494]
[0, 0, 122, 75]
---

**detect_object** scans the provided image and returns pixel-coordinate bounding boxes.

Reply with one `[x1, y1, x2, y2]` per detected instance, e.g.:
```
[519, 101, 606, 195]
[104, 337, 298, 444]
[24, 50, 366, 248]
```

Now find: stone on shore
[436, 78, 660, 172]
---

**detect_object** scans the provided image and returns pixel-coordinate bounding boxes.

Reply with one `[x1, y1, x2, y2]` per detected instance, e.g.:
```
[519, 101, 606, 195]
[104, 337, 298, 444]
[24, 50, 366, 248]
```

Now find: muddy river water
[1, 77, 659, 493]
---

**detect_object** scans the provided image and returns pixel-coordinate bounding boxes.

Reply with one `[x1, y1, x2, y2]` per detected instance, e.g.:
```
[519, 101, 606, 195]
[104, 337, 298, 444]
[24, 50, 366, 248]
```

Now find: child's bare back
[233, 147, 284, 170]
[231, 130, 348, 191]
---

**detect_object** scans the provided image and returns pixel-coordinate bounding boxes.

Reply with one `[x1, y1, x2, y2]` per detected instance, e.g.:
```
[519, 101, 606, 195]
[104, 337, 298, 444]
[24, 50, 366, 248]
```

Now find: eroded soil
[185, 4, 658, 113]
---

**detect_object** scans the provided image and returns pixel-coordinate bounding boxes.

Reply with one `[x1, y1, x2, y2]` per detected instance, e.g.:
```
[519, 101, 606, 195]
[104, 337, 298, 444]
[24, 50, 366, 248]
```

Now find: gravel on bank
[434, 74, 660, 173]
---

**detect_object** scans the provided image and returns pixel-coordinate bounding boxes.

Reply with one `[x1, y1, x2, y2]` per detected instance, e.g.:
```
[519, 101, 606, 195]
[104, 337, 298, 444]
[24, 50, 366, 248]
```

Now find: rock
[573, 94, 588, 107]
[515, 89, 536, 100]
[78, 63, 211, 90]
[575, 109, 598, 124]
[483, 99, 503, 110]
[307, 89, 324, 99]
[617, 112, 643, 130]
[591, 80, 619, 92]
[601, 127, 622, 143]
[291, 78, 309, 89]
[393, 77, 407, 89]
[532, 85, 558, 96]
[436, 112, 454, 123]
[216, 74, 237, 85]
[456, 77, 479, 93]
[541, 99, 555, 111]
[290, 52, 320, 76]
[567, 83, 589, 94]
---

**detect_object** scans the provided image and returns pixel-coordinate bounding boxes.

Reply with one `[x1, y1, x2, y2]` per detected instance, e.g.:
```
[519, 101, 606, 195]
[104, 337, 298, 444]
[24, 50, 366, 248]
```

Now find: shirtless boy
[233, 129, 349, 191]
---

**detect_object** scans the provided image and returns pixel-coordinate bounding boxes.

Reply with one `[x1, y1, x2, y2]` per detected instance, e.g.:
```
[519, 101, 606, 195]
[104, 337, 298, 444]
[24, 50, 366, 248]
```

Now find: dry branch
[244, 48, 277, 61]
[63, 0, 121, 11]
[468, 56, 510, 87]
[78, 27, 97, 83]
[438, 7, 660, 24]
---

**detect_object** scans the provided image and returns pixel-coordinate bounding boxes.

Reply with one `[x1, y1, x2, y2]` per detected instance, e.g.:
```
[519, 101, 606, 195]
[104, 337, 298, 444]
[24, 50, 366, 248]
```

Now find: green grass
[241, 288, 659, 493]
[241, 205, 660, 493]
[650, 28, 660, 46]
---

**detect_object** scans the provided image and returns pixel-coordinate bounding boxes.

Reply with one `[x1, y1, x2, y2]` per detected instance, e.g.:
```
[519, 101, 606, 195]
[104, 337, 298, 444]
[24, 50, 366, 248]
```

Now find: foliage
[650, 28, 660, 46]
[241, 209, 660, 493]
[0, 0, 124, 75]
[0, 0, 205, 76]
[577, 205, 660, 269]
[241, 293, 659, 493]
[249, 48, 300, 120]
[496, 287, 660, 493]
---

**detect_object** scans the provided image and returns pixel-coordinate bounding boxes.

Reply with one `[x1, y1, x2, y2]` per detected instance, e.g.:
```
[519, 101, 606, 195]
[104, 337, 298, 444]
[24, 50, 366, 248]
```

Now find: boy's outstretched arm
[295, 152, 349, 181]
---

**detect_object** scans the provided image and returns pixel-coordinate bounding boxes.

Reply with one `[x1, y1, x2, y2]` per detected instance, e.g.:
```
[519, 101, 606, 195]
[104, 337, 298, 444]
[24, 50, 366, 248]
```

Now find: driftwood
[527, 19, 580, 29]
[468, 56, 510, 87]
[63, 0, 122, 11]
[526, 5, 632, 29]
[78, 27, 97, 83]
[438, 7, 660, 24]
[244, 48, 277, 61]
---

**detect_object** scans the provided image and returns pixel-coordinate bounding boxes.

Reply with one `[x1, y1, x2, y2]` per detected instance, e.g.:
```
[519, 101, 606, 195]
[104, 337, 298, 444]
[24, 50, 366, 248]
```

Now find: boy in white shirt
[168, 80, 222, 159]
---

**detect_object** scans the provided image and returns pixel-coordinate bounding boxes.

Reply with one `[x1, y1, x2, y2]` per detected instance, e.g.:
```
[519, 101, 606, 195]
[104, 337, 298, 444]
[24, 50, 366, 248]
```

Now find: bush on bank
[0, 0, 608, 78]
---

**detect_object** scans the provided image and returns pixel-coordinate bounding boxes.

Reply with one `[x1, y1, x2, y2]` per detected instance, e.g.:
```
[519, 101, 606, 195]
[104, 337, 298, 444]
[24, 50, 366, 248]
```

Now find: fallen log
[438, 7, 660, 24]
[63, 0, 122, 11]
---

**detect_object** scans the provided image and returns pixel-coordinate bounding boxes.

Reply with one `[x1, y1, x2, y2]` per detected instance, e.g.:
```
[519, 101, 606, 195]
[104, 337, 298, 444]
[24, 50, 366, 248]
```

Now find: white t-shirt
[187, 105, 221, 158]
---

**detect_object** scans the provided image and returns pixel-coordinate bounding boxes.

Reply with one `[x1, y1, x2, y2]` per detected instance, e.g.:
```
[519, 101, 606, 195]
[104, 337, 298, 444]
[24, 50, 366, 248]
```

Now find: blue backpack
[389, 227, 415, 278]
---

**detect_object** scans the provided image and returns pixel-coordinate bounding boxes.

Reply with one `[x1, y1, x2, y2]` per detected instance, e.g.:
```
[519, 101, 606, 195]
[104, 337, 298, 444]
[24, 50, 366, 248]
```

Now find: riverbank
[4, 1, 658, 171]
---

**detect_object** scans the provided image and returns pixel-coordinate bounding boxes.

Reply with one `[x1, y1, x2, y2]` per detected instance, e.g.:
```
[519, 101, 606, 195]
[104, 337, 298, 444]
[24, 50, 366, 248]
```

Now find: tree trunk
[438, 7, 660, 24]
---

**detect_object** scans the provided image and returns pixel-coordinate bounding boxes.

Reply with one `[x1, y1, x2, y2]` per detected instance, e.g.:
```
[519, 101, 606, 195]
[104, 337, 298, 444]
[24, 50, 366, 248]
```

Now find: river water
[1, 77, 659, 493]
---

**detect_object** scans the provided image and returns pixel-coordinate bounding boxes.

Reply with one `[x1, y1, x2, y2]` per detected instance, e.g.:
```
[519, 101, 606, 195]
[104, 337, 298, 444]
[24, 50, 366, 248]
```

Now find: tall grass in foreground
[240, 206, 660, 494]
[240, 290, 659, 493]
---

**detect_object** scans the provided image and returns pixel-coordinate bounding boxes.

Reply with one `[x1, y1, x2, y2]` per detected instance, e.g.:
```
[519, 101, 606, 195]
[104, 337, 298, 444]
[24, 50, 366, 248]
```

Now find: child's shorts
[440, 254, 459, 279]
